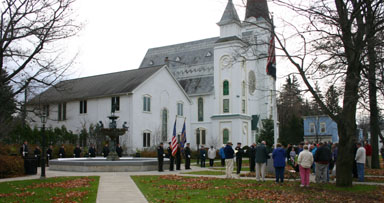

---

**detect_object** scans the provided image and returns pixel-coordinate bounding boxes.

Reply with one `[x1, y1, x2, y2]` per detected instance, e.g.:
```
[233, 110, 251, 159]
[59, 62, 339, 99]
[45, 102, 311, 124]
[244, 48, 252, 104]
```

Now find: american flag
[266, 32, 276, 80]
[171, 117, 177, 156]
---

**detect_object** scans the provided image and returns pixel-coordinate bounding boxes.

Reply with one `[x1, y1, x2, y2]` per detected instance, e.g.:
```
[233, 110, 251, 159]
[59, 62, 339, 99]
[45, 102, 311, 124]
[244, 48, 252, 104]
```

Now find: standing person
[314, 142, 332, 183]
[330, 143, 338, 176]
[58, 145, 65, 158]
[272, 143, 286, 183]
[224, 142, 234, 179]
[235, 143, 244, 174]
[20, 141, 29, 158]
[167, 142, 174, 171]
[311, 144, 317, 173]
[298, 145, 314, 187]
[46, 145, 53, 166]
[355, 142, 366, 182]
[184, 143, 191, 169]
[116, 144, 123, 157]
[34, 146, 41, 167]
[208, 146, 216, 167]
[88, 144, 96, 157]
[380, 145, 384, 162]
[289, 147, 296, 165]
[200, 145, 206, 168]
[249, 143, 256, 173]
[157, 142, 165, 172]
[102, 143, 109, 157]
[175, 143, 181, 170]
[255, 141, 268, 181]
[219, 145, 226, 167]
[364, 141, 372, 169]
[73, 145, 81, 158]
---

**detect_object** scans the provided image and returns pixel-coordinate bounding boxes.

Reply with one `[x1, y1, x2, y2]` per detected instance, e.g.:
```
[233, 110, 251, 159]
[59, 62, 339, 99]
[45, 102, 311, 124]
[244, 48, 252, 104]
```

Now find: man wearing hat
[184, 143, 191, 169]
[224, 142, 234, 178]
[167, 142, 174, 171]
[157, 142, 165, 172]
[235, 142, 244, 174]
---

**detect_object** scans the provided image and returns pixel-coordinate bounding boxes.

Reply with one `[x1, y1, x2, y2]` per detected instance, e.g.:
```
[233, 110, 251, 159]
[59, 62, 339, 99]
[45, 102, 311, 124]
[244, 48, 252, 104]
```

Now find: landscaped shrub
[0, 155, 24, 179]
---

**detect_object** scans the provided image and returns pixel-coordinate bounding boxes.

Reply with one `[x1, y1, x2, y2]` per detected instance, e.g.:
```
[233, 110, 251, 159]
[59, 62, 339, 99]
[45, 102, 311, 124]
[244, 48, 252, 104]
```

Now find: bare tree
[0, 0, 81, 110]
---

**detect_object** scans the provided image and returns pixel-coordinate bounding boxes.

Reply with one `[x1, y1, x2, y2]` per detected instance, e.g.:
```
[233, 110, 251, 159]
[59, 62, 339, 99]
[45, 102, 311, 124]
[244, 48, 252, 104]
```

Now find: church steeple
[217, 0, 240, 26]
[245, 0, 270, 20]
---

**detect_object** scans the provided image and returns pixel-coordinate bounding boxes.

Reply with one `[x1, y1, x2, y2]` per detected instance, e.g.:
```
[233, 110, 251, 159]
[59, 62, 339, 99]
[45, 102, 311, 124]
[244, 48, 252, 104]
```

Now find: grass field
[0, 176, 99, 202]
[132, 175, 384, 203]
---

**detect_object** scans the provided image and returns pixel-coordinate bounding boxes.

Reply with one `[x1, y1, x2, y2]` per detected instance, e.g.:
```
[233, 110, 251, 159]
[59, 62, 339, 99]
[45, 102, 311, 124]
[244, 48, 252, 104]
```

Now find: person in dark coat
[46, 145, 53, 166]
[200, 145, 206, 168]
[175, 143, 181, 170]
[20, 141, 29, 158]
[116, 144, 123, 157]
[157, 143, 165, 172]
[249, 143, 256, 172]
[167, 142, 174, 171]
[58, 145, 65, 158]
[235, 143, 244, 174]
[88, 144, 96, 157]
[255, 141, 269, 181]
[102, 143, 110, 157]
[74, 145, 81, 158]
[34, 146, 41, 167]
[314, 142, 332, 183]
[224, 142, 235, 178]
[184, 143, 191, 169]
[272, 143, 286, 183]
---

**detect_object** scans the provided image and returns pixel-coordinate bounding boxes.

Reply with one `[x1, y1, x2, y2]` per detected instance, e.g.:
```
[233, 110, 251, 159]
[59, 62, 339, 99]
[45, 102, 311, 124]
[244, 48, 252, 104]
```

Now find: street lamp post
[40, 113, 47, 178]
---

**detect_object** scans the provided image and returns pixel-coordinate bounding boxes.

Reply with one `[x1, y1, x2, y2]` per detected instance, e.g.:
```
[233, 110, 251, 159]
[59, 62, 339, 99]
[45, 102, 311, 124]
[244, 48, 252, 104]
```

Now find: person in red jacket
[364, 141, 372, 169]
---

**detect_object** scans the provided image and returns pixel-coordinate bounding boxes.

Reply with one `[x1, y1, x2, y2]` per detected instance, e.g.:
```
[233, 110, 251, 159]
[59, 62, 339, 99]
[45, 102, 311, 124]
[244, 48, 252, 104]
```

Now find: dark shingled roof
[29, 65, 164, 104]
[217, 0, 241, 26]
[245, 0, 270, 20]
[178, 76, 214, 96]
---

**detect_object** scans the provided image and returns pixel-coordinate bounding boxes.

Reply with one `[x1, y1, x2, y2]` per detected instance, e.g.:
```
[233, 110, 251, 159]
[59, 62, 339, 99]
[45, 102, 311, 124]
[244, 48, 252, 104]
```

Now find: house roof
[245, 0, 270, 20]
[217, 0, 241, 26]
[29, 65, 164, 104]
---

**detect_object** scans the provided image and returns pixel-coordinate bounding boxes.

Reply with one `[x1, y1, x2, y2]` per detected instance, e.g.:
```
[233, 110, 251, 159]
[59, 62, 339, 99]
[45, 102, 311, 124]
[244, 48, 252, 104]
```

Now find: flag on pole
[180, 118, 187, 149]
[171, 117, 178, 157]
[266, 31, 276, 80]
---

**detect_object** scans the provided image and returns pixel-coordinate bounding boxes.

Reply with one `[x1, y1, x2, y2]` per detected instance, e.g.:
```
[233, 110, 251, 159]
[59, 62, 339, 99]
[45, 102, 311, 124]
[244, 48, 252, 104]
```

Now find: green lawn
[132, 175, 384, 203]
[181, 170, 227, 176]
[0, 176, 99, 202]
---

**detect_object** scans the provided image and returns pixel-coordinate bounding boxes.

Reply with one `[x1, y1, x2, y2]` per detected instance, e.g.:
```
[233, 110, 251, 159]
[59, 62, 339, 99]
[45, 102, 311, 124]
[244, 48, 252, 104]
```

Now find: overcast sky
[66, 0, 289, 87]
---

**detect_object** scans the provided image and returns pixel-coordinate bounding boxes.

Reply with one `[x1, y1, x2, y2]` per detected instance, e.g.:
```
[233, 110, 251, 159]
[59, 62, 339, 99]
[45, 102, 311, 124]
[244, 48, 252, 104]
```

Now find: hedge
[0, 155, 24, 179]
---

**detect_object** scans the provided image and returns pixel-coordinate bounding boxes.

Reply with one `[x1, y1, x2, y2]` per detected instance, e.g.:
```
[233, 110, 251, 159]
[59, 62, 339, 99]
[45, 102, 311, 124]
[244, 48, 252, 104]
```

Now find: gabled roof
[29, 65, 164, 104]
[245, 0, 270, 20]
[217, 0, 241, 26]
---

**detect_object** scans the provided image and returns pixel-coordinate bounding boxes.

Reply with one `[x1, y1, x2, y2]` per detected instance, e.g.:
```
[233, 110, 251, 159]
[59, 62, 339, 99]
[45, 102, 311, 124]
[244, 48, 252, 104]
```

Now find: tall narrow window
[242, 81, 246, 97]
[242, 99, 246, 114]
[309, 123, 315, 133]
[196, 128, 206, 145]
[223, 80, 229, 95]
[198, 98, 204, 122]
[43, 105, 49, 117]
[161, 109, 168, 141]
[223, 129, 229, 144]
[80, 100, 87, 114]
[223, 99, 229, 113]
[111, 97, 120, 112]
[202, 130, 206, 145]
[320, 122, 326, 133]
[177, 102, 183, 116]
[58, 103, 66, 121]
[196, 129, 200, 145]
[143, 96, 151, 112]
[143, 132, 151, 147]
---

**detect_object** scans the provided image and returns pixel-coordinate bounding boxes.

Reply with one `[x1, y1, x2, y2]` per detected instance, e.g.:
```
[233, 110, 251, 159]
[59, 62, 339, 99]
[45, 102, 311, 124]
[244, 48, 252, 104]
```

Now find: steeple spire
[217, 0, 240, 26]
[245, 0, 270, 20]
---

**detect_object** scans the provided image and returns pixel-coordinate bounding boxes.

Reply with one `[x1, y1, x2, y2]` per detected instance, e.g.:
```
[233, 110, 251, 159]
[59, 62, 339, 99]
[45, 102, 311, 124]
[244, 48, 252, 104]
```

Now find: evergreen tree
[325, 85, 342, 115]
[257, 119, 274, 148]
[0, 70, 16, 141]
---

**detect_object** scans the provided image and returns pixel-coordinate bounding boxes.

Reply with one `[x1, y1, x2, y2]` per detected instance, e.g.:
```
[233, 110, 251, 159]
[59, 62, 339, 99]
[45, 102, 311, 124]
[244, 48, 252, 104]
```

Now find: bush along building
[28, 0, 278, 153]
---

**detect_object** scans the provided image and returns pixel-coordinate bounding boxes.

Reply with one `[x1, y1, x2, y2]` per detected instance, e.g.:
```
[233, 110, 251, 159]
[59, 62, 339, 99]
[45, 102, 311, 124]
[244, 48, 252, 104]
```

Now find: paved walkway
[1, 165, 383, 203]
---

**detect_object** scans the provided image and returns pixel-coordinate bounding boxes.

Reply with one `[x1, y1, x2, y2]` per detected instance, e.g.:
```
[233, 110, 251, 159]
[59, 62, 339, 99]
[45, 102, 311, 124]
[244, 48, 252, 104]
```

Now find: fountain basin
[49, 157, 169, 172]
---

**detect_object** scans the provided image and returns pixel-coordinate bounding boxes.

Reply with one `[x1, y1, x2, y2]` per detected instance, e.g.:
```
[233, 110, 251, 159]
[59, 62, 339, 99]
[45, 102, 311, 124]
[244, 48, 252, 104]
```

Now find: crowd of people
[156, 139, 383, 185]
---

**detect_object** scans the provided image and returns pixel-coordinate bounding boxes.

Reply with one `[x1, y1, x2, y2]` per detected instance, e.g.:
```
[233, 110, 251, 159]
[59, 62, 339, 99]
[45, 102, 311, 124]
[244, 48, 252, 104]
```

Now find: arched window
[223, 80, 229, 95]
[161, 109, 168, 141]
[198, 98, 204, 122]
[223, 129, 229, 144]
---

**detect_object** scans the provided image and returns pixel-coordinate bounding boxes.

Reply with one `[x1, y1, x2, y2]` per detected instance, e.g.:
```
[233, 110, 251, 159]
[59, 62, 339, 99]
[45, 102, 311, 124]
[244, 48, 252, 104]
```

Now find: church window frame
[177, 102, 184, 116]
[58, 103, 66, 121]
[161, 108, 168, 141]
[143, 130, 151, 148]
[111, 96, 120, 112]
[80, 100, 87, 114]
[223, 80, 229, 96]
[143, 95, 151, 112]
[248, 71, 256, 95]
[223, 99, 230, 113]
[196, 128, 206, 146]
[198, 97, 204, 122]
[223, 128, 230, 144]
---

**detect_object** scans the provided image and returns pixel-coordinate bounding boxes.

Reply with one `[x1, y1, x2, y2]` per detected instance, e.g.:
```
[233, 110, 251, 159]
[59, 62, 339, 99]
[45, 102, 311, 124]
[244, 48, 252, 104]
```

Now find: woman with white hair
[298, 145, 314, 187]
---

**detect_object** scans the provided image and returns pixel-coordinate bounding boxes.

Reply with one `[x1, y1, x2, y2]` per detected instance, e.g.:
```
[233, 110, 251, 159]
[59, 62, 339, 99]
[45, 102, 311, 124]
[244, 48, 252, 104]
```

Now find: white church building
[28, 0, 277, 152]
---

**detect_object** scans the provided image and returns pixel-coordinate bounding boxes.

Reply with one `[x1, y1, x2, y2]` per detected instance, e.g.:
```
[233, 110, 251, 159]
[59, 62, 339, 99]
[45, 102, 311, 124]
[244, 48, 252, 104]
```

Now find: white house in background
[28, 0, 278, 152]
[28, 65, 191, 152]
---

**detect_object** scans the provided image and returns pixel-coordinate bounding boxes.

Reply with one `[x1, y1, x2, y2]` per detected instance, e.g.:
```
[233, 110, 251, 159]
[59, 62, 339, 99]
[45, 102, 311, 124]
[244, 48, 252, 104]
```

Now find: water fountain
[48, 108, 169, 172]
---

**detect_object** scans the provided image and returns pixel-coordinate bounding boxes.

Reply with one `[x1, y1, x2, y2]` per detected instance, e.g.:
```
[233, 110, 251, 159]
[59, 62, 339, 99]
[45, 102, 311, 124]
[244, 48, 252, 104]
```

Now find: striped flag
[180, 119, 186, 149]
[171, 117, 178, 156]
[266, 32, 276, 80]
